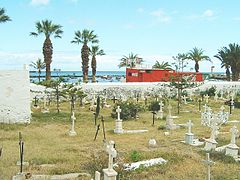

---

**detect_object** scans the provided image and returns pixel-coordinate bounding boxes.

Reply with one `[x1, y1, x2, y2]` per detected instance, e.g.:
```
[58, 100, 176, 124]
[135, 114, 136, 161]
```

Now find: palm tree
[71, 29, 99, 83]
[152, 61, 172, 70]
[118, 53, 143, 68]
[30, 58, 46, 82]
[30, 20, 63, 80]
[0, 8, 11, 23]
[89, 46, 105, 83]
[187, 47, 211, 72]
[214, 48, 231, 81]
[224, 43, 240, 81]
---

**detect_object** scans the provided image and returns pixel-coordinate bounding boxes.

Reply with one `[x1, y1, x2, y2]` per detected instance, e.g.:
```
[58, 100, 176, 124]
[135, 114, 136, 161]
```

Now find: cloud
[150, 9, 171, 23]
[187, 9, 216, 21]
[30, 0, 49, 6]
[137, 8, 144, 13]
[202, 9, 214, 18]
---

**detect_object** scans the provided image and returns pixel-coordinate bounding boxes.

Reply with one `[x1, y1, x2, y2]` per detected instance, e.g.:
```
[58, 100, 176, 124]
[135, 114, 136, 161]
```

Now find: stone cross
[182, 95, 187, 104]
[159, 101, 164, 112]
[202, 153, 214, 180]
[70, 112, 76, 131]
[230, 126, 239, 145]
[187, 120, 193, 134]
[167, 104, 172, 117]
[116, 106, 121, 120]
[210, 123, 218, 141]
[106, 141, 117, 171]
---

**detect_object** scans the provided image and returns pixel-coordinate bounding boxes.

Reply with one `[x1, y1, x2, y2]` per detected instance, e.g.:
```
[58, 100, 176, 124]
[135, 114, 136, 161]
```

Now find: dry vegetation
[0, 97, 240, 180]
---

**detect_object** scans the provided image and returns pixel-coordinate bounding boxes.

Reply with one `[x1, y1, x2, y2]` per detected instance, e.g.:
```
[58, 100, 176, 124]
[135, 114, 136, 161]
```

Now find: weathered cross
[106, 141, 117, 171]
[210, 123, 218, 140]
[186, 120, 193, 134]
[230, 125, 239, 145]
[116, 106, 121, 120]
[203, 104, 208, 113]
[202, 153, 214, 180]
[159, 101, 164, 111]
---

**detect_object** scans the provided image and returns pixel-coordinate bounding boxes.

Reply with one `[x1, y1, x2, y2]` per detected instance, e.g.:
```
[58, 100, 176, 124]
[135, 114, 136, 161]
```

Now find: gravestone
[205, 94, 209, 104]
[204, 123, 218, 151]
[148, 138, 157, 148]
[185, 120, 194, 144]
[114, 106, 124, 134]
[68, 112, 77, 136]
[103, 141, 118, 180]
[0, 67, 31, 123]
[166, 104, 179, 130]
[225, 126, 239, 159]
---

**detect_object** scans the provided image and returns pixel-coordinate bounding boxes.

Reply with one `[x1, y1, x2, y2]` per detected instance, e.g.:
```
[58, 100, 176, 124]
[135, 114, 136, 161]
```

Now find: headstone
[225, 126, 239, 159]
[114, 106, 124, 134]
[204, 123, 218, 151]
[202, 153, 214, 180]
[103, 141, 118, 180]
[158, 101, 164, 119]
[68, 112, 77, 136]
[214, 92, 218, 102]
[42, 95, 49, 113]
[166, 104, 179, 130]
[182, 95, 187, 104]
[185, 120, 194, 144]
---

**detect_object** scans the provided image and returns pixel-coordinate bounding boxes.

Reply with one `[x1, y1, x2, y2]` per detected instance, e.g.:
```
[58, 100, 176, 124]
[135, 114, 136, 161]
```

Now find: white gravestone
[68, 112, 77, 136]
[205, 94, 209, 104]
[114, 106, 124, 134]
[185, 120, 194, 144]
[225, 126, 239, 159]
[0, 69, 31, 124]
[166, 104, 179, 130]
[158, 101, 164, 119]
[103, 141, 118, 180]
[204, 123, 218, 151]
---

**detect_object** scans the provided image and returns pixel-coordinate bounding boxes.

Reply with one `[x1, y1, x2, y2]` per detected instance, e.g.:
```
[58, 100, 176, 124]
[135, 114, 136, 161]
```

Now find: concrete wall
[0, 70, 31, 123]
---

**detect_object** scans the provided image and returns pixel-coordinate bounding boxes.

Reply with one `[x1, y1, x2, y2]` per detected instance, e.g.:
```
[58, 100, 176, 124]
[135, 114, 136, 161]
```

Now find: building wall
[126, 68, 203, 82]
[0, 70, 31, 123]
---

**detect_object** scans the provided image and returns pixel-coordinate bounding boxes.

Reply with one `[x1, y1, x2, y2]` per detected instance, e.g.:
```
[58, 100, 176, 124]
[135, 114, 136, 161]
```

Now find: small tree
[30, 58, 46, 82]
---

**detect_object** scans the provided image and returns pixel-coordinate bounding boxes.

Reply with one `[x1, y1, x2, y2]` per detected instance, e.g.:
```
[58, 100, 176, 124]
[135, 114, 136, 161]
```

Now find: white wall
[0, 70, 31, 123]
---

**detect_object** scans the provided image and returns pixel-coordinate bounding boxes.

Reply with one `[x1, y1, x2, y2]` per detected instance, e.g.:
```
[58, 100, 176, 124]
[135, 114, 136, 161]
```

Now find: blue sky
[1, 0, 240, 72]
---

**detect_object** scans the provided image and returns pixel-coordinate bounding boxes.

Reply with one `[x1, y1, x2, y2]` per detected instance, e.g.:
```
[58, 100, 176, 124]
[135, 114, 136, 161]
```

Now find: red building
[126, 68, 203, 82]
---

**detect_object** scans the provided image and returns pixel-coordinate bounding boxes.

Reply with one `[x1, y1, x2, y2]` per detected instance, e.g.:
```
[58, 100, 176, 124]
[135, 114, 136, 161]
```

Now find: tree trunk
[91, 56, 97, 83]
[231, 66, 237, 81]
[43, 37, 53, 80]
[195, 62, 199, 72]
[226, 67, 230, 81]
[81, 43, 89, 83]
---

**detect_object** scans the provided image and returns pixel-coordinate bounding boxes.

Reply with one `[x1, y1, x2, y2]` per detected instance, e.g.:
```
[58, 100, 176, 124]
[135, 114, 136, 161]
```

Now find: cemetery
[0, 78, 240, 180]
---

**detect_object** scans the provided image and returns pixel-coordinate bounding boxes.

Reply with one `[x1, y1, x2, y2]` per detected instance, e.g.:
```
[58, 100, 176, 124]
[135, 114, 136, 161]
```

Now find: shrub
[149, 101, 160, 112]
[130, 150, 141, 162]
[200, 86, 216, 97]
[111, 102, 143, 120]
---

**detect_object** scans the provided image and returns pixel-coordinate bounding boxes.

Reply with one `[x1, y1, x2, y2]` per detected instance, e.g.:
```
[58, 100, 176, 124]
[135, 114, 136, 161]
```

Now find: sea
[30, 71, 126, 83]
[30, 71, 223, 83]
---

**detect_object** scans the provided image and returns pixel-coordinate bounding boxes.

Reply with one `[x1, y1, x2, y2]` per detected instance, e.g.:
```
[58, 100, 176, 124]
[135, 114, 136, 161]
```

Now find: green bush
[130, 150, 141, 162]
[148, 101, 160, 112]
[111, 102, 143, 120]
[200, 86, 216, 97]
